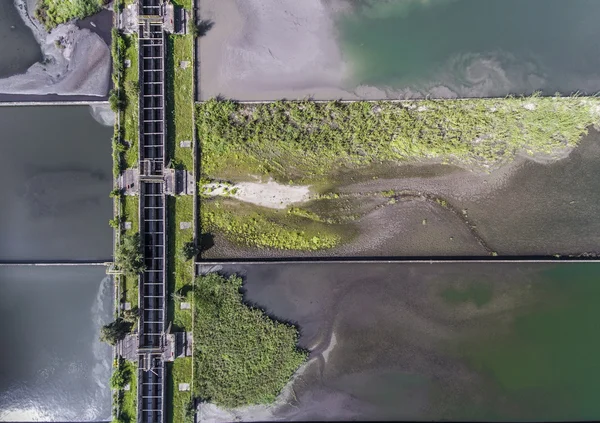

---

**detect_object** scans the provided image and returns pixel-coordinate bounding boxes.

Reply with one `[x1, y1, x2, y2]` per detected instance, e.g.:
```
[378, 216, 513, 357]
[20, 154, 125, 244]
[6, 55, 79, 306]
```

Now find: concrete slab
[124, 383, 130, 391]
[124, 59, 131, 68]
[124, 222, 132, 230]
[179, 383, 190, 391]
[124, 302, 131, 311]
[180, 61, 190, 69]
[180, 302, 191, 310]
[119, 169, 139, 195]
[180, 222, 192, 230]
[180, 140, 191, 148]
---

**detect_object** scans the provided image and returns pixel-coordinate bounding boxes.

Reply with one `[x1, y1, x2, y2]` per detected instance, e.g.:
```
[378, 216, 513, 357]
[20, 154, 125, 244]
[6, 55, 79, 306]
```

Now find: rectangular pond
[0, 266, 113, 421]
[0, 106, 113, 261]
[199, 262, 600, 421]
[198, 0, 600, 100]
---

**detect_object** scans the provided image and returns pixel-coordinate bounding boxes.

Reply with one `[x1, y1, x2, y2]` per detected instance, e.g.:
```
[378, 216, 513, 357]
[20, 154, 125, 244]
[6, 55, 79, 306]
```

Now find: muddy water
[0, 0, 42, 79]
[199, 262, 600, 421]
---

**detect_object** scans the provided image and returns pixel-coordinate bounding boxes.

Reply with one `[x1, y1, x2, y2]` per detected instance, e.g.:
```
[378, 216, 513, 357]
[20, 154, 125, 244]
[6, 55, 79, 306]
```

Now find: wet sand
[0, 0, 111, 97]
[198, 0, 600, 101]
[198, 0, 361, 101]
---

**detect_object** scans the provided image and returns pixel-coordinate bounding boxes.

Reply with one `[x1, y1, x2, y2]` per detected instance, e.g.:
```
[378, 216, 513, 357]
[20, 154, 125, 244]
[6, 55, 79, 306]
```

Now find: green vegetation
[111, 30, 126, 178]
[100, 317, 132, 346]
[113, 360, 137, 423]
[166, 34, 194, 170]
[167, 196, 195, 331]
[122, 35, 139, 168]
[197, 95, 600, 183]
[181, 241, 200, 261]
[193, 274, 306, 407]
[111, 32, 138, 175]
[115, 232, 146, 278]
[169, 0, 192, 9]
[441, 283, 493, 308]
[122, 195, 139, 233]
[35, 0, 102, 30]
[167, 358, 193, 423]
[121, 195, 139, 307]
[201, 200, 341, 250]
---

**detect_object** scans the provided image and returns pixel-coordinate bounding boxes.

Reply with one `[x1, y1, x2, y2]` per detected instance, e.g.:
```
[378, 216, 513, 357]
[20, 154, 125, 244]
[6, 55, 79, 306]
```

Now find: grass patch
[119, 361, 137, 423]
[35, 0, 101, 30]
[201, 199, 342, 251]
[167, 196, 195, 331]
[167, 358, 193, 423]
[122, 34, 139, 168]
[197, 95, 600, 183]
[122, 195, 139, 233]
[120, 195, 139, 308]
[193, 273, 307, 408]
[169, 0, 192, 9]
[166, 34, 194, 170]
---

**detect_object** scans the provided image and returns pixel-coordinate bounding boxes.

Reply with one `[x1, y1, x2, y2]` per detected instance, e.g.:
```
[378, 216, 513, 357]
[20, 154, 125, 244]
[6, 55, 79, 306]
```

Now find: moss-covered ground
[201, 199, 344, 251]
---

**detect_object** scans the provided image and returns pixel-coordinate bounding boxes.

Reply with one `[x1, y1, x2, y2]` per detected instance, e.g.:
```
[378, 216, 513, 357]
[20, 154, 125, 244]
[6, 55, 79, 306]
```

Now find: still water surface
[0, 266, 112, 421]
[339, 0, 600, 97]
[0, 0, 41, 79]
[0, 106, 113, 261]
[202, 262, 600, 421]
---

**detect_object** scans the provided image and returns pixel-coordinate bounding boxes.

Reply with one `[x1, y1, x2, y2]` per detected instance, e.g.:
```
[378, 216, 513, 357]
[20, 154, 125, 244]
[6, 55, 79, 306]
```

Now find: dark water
[0, 106, 114, 261]
[201, 262, 600, 421]
[0, 0, 41, 79]
[0, 266, 112, 421]
[339, 0, 600, 97]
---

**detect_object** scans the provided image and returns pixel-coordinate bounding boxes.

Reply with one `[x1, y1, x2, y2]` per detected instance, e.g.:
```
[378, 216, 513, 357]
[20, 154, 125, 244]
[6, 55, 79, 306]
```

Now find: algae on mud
[201, 199, 343, 251]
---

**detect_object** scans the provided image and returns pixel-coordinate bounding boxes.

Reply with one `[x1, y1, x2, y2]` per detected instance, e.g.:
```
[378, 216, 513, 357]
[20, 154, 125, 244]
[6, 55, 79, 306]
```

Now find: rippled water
[0, 266, 113, 421]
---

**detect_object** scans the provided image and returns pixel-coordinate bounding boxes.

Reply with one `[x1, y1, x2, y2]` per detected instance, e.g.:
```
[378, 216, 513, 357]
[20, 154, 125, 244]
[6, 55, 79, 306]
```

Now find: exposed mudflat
[202, 129, 600, 259]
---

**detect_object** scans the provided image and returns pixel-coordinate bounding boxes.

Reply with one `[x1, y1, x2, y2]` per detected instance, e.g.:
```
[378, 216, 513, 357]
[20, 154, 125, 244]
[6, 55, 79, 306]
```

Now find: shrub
[100, 318, 132, 346]
[115, 232, 146, 277]
[180, 241, 199, 261]
[193, 274, 306, 407]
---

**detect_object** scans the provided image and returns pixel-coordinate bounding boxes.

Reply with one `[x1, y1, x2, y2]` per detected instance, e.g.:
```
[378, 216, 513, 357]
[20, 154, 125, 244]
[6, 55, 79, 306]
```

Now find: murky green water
[206, 262, 600, 421]
[338, 0, 600, 97]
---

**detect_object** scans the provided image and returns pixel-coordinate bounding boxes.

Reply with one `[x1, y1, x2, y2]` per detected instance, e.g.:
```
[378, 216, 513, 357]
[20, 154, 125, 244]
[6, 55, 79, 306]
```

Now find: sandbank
[0, 0, 111, 97]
